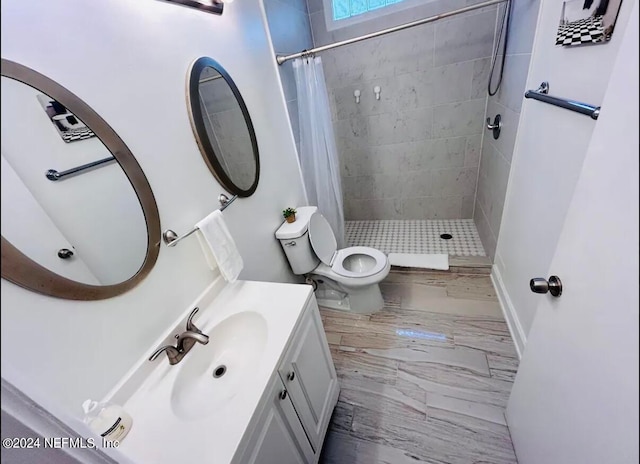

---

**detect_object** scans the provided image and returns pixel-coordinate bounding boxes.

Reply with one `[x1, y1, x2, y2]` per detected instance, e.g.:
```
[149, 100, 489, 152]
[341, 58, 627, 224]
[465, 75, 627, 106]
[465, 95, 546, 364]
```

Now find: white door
[505, 5, 639, 463]
[494, 0, 635, 350]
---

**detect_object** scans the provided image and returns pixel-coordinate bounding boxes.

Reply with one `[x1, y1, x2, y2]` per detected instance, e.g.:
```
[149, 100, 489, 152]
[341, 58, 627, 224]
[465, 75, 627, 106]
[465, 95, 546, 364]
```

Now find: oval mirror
[0, 59, 161, 300]
[187, 57, 260, 196]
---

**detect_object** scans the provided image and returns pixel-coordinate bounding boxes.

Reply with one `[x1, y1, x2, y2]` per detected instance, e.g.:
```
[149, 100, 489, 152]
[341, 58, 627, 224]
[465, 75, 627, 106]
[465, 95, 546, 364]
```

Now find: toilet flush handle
[284, 241, 297, 246]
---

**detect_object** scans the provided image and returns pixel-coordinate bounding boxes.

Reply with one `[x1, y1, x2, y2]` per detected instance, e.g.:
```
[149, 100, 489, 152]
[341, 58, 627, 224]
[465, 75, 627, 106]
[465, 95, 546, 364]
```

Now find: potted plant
[283, 207, 297, 223]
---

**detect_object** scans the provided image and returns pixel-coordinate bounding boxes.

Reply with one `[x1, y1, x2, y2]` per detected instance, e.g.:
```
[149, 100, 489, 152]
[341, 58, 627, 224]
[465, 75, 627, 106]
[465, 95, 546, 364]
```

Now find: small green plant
[283, 207, 297, 222]
[282, 207, 297, 218]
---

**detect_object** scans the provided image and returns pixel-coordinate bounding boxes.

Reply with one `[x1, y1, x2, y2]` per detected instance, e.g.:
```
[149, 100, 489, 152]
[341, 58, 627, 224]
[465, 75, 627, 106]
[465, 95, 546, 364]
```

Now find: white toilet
[275, 206, 390, 314]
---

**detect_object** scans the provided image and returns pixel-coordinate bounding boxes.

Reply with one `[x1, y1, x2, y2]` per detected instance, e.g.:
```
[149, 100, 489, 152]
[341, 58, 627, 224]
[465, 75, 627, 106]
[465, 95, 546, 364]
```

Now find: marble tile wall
[474, 0, 542, 259]
[263, 0, 314, 154]
[310, 2, 501, 220]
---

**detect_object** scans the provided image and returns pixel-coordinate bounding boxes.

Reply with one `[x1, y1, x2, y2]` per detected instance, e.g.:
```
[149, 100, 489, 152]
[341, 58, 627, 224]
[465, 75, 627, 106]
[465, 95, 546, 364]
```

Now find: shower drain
[213, 365, 227, 378]
[440, 233, 453, 240]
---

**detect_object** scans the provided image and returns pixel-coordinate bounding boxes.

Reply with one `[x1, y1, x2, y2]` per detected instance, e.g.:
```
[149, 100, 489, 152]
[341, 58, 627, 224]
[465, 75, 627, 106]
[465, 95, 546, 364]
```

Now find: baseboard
[491, 266, 526, 359]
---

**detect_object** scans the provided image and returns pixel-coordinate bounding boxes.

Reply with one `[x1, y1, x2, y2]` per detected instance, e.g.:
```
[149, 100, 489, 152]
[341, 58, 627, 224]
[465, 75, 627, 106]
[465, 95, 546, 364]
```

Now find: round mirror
[0, 59, 161, 300]
[186, 57, 260, 196]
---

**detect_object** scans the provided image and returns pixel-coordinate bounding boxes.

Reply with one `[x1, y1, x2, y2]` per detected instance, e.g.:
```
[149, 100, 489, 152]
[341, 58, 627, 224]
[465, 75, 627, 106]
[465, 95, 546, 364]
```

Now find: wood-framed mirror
[186, 57, 260, 197]
[0, 59, 161, 300]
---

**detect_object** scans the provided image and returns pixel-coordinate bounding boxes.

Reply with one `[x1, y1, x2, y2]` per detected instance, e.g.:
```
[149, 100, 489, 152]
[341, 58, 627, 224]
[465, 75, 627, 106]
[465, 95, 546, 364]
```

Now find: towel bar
[163, 193, 237, 247]
[524, 81, 600, 120]
[46, 156, 116, 181]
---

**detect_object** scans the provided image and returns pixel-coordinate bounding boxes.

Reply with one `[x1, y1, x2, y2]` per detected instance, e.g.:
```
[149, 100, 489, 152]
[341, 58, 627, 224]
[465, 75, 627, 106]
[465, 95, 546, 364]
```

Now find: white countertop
[104, 278, 313, 464]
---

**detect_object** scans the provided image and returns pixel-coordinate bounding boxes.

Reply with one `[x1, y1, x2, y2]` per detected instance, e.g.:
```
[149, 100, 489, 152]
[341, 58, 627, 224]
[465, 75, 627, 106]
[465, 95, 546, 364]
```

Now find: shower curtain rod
[276, 0, 506, 65]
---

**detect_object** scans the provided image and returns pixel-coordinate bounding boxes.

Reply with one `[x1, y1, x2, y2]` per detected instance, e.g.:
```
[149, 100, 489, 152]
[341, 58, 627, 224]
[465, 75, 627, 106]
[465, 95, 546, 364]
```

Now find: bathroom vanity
[103, 278, 339, 464]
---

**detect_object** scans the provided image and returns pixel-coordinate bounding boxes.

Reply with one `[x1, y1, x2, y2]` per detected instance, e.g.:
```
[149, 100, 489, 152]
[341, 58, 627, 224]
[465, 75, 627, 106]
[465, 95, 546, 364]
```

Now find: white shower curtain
[293, 56, 345, 247]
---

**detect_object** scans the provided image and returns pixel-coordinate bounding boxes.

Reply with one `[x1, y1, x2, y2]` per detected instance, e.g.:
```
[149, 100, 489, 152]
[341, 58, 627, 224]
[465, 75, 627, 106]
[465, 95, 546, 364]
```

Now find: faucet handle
[186, 307, 201, 332]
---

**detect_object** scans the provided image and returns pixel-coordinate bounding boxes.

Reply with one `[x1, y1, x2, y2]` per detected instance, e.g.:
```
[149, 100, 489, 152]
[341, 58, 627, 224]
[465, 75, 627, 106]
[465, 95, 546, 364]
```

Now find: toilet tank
[275, 206, 320, 275]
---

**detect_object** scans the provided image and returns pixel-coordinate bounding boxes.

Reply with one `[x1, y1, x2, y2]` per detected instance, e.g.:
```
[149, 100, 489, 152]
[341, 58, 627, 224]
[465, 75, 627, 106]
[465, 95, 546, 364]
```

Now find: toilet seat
[308, 212, 388, 279]
[332, 246, 388, 278]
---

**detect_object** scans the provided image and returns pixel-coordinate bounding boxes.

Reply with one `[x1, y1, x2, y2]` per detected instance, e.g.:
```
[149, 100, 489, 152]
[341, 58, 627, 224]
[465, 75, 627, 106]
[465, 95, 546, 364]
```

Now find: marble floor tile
[318, 269, 520, 464]
[334, 350, 399, 385]
[325, 332, 343, 345]
[350, 406, 517, 464]
[339, 378, 427, 421]
[401, 287, 504, 317]
[358, 345, 490, 376]
[453, 334, 519, 358]
[320, 431, 433, 464]
[426, 392, 507, 425]
[487, 354, 519, 382]
[327, 402, 354, 434]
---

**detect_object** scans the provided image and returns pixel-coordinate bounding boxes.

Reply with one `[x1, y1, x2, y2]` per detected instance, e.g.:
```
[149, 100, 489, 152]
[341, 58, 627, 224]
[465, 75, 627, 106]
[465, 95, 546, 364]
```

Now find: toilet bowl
[275, 206, 390, 314]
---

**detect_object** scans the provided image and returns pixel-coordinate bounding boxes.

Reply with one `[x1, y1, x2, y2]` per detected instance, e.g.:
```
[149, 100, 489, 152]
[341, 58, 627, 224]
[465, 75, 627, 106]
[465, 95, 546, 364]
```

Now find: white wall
[492, 0, 634, 352]
[0, 0, 305, 424]
[1, 154, 99, 284]
[1, 77, 147, 285]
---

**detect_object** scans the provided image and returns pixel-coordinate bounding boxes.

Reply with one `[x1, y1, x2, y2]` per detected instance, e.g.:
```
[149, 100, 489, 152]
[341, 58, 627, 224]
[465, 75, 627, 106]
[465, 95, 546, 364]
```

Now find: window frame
[322, 0, 431, 31]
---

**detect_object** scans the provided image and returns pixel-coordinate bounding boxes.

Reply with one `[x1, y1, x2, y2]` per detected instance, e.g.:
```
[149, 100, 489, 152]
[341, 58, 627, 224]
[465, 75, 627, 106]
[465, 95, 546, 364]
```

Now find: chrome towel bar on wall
[524, 82, 601, 120]
[45, 156, 116, 181]
[162, 193, 237, 247]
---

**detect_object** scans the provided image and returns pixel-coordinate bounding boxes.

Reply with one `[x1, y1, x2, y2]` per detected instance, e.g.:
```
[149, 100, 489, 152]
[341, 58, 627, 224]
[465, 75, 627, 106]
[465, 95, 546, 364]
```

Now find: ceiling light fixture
[162, 0, 227, 16]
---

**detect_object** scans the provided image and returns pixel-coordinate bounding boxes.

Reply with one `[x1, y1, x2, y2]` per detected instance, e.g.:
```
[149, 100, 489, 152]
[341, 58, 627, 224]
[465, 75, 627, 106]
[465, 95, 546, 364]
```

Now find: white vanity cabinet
[238, 375, 315, 464]
[235, 295, 339, 464]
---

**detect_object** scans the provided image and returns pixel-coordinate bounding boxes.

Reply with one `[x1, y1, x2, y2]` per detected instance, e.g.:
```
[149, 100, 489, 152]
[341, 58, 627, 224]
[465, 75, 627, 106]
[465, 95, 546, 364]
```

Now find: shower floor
[345, 219, 486, 256]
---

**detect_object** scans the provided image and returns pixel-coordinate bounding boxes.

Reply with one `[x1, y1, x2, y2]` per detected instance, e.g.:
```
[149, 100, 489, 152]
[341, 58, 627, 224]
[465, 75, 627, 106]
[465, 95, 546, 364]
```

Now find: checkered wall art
[556, 0, 623, 47]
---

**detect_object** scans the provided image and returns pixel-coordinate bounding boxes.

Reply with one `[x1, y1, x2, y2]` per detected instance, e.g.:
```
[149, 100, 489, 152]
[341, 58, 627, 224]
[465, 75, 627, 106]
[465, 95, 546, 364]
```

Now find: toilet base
[310, 275, 385, 314]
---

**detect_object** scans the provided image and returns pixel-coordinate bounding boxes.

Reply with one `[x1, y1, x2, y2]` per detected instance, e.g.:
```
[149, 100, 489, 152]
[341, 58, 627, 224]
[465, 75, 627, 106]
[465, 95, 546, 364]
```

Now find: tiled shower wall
[474, 0, 541, 258]
[263, 0, 537, 254]
[309, 0, 501, 221]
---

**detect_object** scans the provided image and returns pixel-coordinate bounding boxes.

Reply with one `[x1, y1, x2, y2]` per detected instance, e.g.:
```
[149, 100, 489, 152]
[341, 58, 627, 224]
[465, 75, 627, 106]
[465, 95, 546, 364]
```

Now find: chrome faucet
[149, 307, 209, 365]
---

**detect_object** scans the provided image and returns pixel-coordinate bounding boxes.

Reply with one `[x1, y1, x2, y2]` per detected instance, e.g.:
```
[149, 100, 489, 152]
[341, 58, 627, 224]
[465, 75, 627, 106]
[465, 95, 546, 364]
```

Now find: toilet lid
[308, 212, 337, 265]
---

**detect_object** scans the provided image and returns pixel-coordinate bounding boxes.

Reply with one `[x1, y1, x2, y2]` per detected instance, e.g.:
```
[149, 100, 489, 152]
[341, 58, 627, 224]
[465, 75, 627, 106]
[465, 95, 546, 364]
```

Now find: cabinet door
[240, 376, 314, 464]
[278, 297, 339, 452]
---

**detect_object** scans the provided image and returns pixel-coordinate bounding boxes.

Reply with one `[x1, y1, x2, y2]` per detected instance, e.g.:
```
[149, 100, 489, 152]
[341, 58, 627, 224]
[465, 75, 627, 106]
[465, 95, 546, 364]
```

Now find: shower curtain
[293, 56, 345, 248]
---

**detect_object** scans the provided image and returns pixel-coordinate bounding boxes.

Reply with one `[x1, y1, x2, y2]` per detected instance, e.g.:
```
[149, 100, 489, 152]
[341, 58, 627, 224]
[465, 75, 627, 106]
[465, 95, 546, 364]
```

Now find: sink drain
[440, 233, 453, 240]
[213, 365, 227, 378]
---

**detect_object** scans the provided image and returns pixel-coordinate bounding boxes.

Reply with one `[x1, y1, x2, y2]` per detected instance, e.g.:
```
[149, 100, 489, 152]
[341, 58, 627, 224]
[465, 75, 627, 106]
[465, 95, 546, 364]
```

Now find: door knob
[57, 248, 74, 259]
[530, 276, 562, 297]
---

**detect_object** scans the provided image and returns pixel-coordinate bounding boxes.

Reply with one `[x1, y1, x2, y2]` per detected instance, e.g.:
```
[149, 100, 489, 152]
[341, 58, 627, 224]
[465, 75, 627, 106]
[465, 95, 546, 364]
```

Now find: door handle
[57, 248, 74, 259]
[530, 276, 563, 297]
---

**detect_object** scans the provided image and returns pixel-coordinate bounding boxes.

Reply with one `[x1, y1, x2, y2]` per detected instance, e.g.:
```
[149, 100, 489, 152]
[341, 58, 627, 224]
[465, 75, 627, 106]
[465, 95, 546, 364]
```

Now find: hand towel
[196, 210, 244, 282]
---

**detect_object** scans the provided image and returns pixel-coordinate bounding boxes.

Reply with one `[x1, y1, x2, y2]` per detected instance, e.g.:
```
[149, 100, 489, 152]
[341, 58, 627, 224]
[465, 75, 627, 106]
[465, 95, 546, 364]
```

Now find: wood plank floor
[318, 269, 520, 464]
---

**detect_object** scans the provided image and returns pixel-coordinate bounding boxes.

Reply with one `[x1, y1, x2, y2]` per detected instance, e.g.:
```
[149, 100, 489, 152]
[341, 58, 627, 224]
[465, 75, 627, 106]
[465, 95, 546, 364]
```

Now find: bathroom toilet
[275, 206, 390, 314]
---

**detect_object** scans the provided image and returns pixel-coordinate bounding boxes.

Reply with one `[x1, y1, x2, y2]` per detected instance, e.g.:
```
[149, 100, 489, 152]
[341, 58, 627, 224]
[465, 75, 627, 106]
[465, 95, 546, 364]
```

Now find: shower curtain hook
[301, 49, 315, 63]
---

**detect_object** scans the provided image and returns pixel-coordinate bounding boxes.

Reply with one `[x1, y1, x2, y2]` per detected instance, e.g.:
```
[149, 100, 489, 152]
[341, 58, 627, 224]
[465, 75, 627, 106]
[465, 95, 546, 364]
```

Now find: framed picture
[556, 0, 624, 46]
[37, 94, 95, 143]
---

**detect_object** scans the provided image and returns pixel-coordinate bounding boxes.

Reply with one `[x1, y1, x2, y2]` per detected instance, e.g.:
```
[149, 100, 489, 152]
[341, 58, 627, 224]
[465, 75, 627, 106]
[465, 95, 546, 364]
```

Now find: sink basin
[170, 311, 268, 420]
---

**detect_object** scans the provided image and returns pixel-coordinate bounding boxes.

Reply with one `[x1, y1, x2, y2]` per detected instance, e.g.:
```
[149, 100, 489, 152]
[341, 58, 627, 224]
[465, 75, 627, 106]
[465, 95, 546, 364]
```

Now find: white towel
[196, 210, 244, 282]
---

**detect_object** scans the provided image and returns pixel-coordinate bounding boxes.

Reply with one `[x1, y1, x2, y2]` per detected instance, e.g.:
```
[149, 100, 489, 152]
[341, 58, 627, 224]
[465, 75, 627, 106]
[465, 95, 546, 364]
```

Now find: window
[324, 0, 428, 31]
[332, 0, 405, 21]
